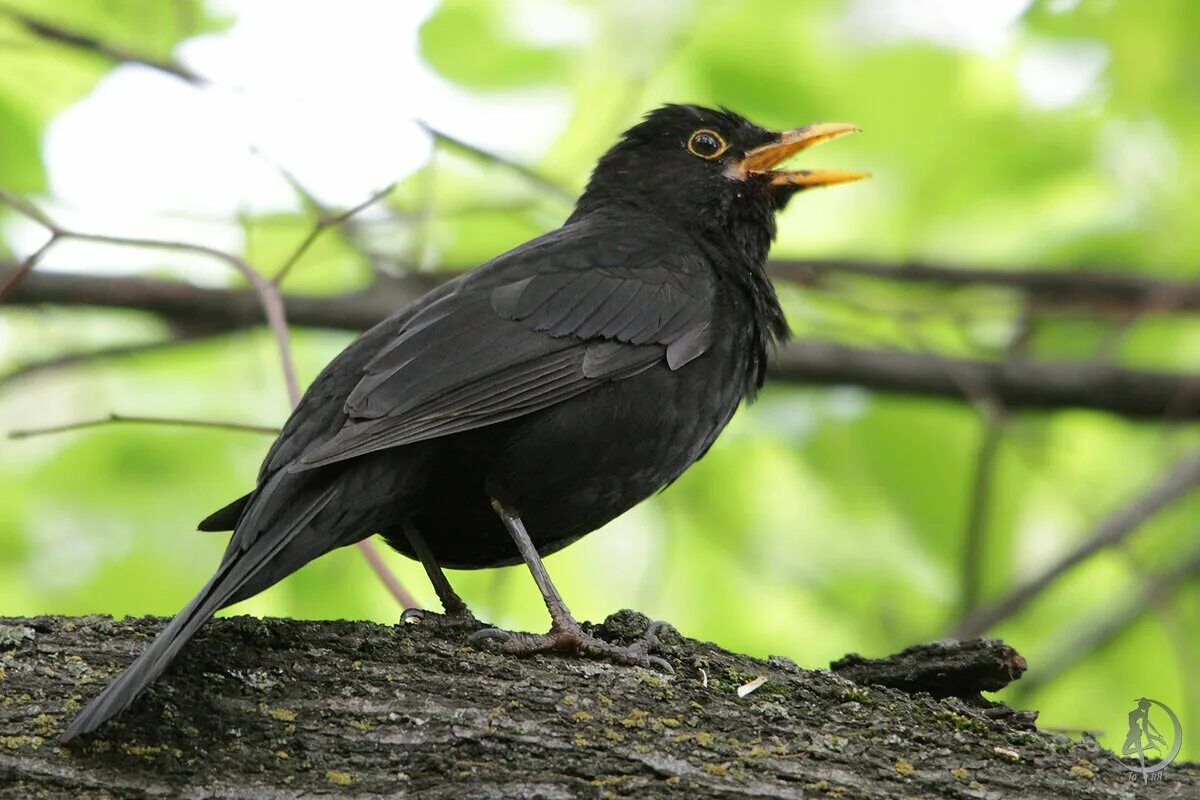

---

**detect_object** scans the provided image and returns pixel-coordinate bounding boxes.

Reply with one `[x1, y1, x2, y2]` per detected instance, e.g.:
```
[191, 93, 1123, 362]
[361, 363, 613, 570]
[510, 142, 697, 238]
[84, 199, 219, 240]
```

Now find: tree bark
[1, 612, 1194, 798]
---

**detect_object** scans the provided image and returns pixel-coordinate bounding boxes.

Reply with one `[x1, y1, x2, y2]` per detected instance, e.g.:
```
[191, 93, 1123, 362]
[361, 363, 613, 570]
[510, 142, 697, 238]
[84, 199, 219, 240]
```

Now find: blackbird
[62, 104, 865, 741]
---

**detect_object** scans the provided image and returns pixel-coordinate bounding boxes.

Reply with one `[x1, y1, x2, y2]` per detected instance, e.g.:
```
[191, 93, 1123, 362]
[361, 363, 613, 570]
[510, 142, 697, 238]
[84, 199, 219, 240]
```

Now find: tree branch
[958, 414, 1007, 617]
[0, 332, 227, 393]
[2, 611, 1194, 797]
[7, 413, 280, 440]
[830, 638, 1028, 698]
[272, 182, 397, 284]
[419, 122, 576, 202]
[770, 340, 1200, 421]
[9, 269, 1200, 421]
[772, 258, 1200, 315]
[2, 268, 432, 330]
[0, 191, 414, 609]
[1013, 546, 1200, 699]
[0, 192, 301, 403]
[0, 3, 204, 85]
[952, 450, 1200, 638]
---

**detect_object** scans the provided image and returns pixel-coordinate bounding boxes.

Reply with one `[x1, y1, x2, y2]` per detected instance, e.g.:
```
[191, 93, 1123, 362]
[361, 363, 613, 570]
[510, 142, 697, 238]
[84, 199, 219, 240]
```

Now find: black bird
[62, 104, 865, 741]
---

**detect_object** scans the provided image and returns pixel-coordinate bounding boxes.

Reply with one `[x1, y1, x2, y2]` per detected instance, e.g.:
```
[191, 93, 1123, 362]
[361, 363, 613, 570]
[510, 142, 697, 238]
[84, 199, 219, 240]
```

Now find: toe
[626, 620, 667, 655]
[644, 654, 674, 674]
[468, 627, 513, 646]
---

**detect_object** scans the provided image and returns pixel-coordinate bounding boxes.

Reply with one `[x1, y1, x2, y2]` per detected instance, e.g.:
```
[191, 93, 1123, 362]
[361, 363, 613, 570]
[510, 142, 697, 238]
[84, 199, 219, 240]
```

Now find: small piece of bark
[830, 638, 1027, 698]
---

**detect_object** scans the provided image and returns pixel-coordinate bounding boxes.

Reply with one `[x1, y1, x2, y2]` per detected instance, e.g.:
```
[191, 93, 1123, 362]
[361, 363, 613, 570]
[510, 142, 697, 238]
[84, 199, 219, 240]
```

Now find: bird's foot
[468, 619, 672, 673]
[400, 606, 482, 629]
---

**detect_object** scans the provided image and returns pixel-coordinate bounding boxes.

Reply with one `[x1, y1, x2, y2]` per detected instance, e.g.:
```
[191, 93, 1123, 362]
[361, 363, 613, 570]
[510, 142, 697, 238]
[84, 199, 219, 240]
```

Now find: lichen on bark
[0, 612, 1194, 798]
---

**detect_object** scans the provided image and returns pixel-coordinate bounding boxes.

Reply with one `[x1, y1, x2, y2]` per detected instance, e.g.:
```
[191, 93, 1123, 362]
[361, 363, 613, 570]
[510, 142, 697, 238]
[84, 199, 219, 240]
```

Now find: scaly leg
[399, 521, 479, 627]
[468, 499, 670, 672]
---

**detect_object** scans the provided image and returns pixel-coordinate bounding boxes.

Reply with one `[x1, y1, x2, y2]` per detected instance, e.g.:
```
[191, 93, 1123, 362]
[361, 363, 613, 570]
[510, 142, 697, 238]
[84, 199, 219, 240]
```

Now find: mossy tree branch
[1, 613, 1195, 798]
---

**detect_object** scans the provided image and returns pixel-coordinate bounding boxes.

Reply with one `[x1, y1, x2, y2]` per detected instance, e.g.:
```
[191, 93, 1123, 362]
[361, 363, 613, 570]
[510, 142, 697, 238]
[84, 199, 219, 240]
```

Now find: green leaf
[419, 0, 569, 90]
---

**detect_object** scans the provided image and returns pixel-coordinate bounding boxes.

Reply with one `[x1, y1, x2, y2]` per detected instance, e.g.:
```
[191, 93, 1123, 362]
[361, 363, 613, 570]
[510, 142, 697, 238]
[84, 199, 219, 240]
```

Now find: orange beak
[728, 122, 869, 189]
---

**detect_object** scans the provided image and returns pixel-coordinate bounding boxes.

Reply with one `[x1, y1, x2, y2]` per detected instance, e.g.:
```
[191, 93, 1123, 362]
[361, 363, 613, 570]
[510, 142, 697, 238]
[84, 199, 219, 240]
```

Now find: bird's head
[572, 104, 867, 264]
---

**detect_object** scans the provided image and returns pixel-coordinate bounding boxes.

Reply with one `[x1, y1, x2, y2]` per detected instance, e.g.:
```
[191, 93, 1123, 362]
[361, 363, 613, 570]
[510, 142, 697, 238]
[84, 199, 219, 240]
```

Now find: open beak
[729, 122, 869, 189]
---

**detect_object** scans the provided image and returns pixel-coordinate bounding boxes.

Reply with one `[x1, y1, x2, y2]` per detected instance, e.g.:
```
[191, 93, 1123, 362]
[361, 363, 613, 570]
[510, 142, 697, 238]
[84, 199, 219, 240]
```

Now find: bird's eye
[687, 129, 728, 160]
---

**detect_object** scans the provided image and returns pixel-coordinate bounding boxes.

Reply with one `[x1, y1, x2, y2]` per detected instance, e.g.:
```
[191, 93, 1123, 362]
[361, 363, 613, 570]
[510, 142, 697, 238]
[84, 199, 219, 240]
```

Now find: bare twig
[953, 450, 1200, 638]
[958, 411, 1007, 617]
[0, 3, 204, 85]
[8, 413, 280, 439]
[419, 122, 575, 202]
[0, 188, 61, 301]
[955, 310, 1029, 619]
[0, 191, 415, 608]
[273, 183, 397, 284]
[0, 234, 56, 301]
[0, 332, 226, 392]
[0, 186, 60, 228]
[1012, 546, 1200, 699]
[0, 189, 301, 405]
[357, 539, 417, 610]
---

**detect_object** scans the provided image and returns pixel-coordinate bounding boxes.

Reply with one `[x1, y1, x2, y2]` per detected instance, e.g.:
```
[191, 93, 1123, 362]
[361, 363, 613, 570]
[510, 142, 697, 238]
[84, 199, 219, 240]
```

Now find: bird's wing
[293, 224, 714, 470]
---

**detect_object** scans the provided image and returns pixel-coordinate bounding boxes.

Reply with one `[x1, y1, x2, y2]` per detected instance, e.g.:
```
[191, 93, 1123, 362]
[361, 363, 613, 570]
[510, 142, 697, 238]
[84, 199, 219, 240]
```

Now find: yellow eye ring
[687, 129, 728, 159]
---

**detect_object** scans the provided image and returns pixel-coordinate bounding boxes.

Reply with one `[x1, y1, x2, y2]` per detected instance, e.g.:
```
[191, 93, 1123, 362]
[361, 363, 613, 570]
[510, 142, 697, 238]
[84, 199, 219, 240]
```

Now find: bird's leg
[468, 499, 671, 672]
[399, 521, 480, 627]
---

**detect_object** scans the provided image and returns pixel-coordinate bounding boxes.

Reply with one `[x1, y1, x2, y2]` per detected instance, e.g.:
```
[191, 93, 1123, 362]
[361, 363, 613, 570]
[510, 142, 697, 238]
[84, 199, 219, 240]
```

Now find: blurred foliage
[2, 0, 1199, 762]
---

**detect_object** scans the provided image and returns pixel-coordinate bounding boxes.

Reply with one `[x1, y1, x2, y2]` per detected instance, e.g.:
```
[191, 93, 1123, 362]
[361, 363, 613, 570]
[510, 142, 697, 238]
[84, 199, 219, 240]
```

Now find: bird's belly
[403, 354, 743, 569]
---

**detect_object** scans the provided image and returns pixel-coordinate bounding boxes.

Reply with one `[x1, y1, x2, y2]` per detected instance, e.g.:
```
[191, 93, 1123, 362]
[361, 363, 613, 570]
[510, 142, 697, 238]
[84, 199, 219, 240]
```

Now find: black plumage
[62, 104, 865, 741]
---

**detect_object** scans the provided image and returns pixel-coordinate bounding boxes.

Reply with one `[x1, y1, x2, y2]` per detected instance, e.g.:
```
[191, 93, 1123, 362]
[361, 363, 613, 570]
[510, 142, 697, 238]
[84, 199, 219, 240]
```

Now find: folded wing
[294, 224, 714, 470]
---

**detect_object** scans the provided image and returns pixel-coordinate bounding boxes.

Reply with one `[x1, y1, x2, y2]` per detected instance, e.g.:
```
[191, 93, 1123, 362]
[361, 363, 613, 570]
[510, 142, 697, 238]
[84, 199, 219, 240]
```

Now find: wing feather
[292, 220, 716, 470]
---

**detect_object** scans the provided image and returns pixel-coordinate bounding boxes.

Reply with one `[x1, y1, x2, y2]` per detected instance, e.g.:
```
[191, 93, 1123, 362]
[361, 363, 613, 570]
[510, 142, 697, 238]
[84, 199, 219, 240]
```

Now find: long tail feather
[61, 485, 337, 742]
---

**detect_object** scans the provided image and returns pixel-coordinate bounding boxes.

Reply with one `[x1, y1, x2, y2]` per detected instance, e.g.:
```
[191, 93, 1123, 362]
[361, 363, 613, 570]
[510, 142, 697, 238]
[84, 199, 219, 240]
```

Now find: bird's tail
[60, 484, 337, 742]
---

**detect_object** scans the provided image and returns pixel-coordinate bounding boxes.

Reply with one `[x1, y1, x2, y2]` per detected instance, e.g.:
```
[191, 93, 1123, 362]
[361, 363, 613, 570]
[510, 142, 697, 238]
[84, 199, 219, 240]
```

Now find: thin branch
[958, 411, 1007, 617]
[2, 267, 435, 330]
[1012, 545, 1200, 699]
[0, 332, 226, 392]
[0, 186, 60, 228]
[771, 258, 1200, 315]
[418, 122, 576, 202]
[272, 182, 397, 284]
[358, 538, 417, 610]
[250, 149, 408, 280]
[0, 191, 414, 609]
[0, 3, 204, 85]
[0, 189, 301, 405]
[0, 234, 56, 301]
[956, 311, 1029, 619]
[8, 413, 280, 440]
[953, 450, 1200, 638]
[11, 269, 1200, 421]
[252, 149, 324, 215]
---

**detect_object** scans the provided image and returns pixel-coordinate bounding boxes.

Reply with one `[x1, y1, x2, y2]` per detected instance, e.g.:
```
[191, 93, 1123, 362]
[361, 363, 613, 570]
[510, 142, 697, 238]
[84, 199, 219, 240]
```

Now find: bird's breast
[483, 315, 756, 541]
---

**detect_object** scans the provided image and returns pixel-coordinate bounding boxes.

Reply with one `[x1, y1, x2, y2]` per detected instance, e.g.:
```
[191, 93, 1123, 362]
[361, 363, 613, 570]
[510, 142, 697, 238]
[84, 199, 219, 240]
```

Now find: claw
[468, 619, 671, 673]
[646, 655, 674, 674]
[626, 620, 667, 657]
[468, 627, 514, 644]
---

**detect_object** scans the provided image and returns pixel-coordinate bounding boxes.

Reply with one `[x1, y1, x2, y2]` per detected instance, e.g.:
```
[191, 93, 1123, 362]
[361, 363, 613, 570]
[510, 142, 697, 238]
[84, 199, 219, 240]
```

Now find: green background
[1, 0, 1197, 762]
